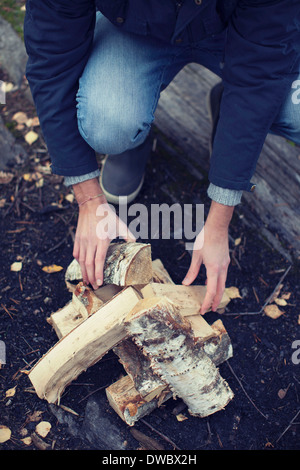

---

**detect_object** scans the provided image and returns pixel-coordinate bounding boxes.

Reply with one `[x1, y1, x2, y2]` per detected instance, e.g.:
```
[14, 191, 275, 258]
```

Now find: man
[24, 0, 300, 314]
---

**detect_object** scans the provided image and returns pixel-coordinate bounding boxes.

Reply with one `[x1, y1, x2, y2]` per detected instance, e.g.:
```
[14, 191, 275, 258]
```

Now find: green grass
[0, 0, 26, 39]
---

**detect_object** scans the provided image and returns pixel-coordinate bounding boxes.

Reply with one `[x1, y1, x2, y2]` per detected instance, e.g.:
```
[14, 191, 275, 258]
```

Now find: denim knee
[77, 97, 150, 155]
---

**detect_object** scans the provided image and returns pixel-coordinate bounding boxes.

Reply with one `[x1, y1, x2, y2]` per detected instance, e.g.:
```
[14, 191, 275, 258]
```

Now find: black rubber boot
[100, 132, 152, 204]
[206, 81, 224, 155]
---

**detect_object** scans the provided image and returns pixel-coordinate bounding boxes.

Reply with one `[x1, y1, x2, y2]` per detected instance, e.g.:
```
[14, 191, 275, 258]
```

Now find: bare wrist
[73, 177, 106, 206]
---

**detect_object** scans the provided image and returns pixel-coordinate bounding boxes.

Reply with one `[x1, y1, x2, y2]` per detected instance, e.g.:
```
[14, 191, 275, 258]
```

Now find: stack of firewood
[28, 242, 234, 425]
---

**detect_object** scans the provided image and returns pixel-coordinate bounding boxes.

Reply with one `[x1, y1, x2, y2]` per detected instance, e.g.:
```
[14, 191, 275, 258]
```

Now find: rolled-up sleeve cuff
[64, 169, 101, 187]
[207, 183, 243, 206]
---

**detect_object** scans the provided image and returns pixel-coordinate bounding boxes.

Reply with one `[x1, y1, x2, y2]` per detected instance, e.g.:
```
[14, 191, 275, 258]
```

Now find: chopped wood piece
[113, 339, 168, 401]
[47, 282, 104, 339]
[124, 297, 234, 418]
[202, 319, 233, 366]
[29, 287, 141, 404]
[65, 242, 153, 286]
[141, 283, 230, 315]
[151, 259, 175, 284]
[106, 375, 172, 427]
[111, 318, 233, 423]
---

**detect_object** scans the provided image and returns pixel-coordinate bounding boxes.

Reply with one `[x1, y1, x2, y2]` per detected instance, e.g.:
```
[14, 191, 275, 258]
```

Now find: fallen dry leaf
[10, 261, 22, 272]
[176, 413, 188, 422]
[35, 421, 51, 438]
[264, 304, 284, 319]
[42, 265, 63, 274]
[274, 298, 287, 307]
[225, 286, 242, 299]
[25, 130, 39, 145]
[0, 425, 11, 443]
[12, 111, 28, 124]
[21, 436, 32, 446]
[0, 171, 14, 184]
[0, 198, 6, 208]
[27, 410, 43, 423]
[5, 386, 16, 398]
[234, 237, 242, 246]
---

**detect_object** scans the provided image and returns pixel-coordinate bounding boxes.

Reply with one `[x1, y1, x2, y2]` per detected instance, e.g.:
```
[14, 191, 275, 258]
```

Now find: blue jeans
[76, 12, 300, 155]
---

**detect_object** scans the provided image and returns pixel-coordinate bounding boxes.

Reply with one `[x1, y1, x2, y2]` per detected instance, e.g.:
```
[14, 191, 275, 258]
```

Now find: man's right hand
[72, 178, 135, 289]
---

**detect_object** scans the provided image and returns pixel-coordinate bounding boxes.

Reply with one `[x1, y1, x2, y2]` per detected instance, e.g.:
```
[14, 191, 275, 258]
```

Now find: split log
[47, 282, 104, 339]
[28, 287, 141, 403]
[202, 319, 233, 366]
[65, 242, 153, 286]
[141, 283, 231, 315]
[106, 375, 172, 427]
[124, 297, 234, 418]
[111, 317, 232, 424]
[151, 259, 175, 284]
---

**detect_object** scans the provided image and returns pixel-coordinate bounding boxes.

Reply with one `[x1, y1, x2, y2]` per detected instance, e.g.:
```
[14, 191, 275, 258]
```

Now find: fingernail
[96, 279, 102, 286]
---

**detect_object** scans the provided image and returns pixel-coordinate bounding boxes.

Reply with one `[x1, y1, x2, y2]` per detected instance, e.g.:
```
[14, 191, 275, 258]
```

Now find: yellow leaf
[21, 436, 32, 446]
[5, 386, 16, 398]
[42, 264, 63, 273]
[274, 298, 287, 307]
[0, 425, 11, 443]
[225, 286, 242, 299]
[264, 304, 284, 319]
[176, 413, 188, 422]
[25, 130, 39, 145]
[0, 171, 14, 184]
[12, 111, 28, 124]
[234, 237, 242, 246]
[11, 261, 22, 272]
[35, 421, 51, 438]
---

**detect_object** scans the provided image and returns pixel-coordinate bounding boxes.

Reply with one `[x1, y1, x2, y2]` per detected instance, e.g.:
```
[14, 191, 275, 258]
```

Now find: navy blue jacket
[24, 0, 300, 192]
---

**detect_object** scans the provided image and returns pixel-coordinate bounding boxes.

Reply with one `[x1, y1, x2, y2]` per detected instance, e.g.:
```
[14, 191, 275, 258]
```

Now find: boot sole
[100, 167, 145, 205]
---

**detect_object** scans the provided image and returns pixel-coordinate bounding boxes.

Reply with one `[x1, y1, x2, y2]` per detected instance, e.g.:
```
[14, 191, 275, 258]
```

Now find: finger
[85, 245, 97, 290]
[78, 243, 88, 285]
[182, 251, 202, 286]
[94, 240, 110, 288]
[200, 268, 218, 315]
[211, 266, 229, 312]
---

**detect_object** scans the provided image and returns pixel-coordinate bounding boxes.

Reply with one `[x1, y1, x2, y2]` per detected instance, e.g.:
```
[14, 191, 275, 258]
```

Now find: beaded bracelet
[78, 192, 104, 207]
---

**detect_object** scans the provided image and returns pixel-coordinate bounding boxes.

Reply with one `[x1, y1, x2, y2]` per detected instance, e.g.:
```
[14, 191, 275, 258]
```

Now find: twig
[226, 361, 268, 420]
[140, 418, 181, 450]
[276, 408, 300, 443]
[223, 264, 292, 317]
[259, 264, 292, 313]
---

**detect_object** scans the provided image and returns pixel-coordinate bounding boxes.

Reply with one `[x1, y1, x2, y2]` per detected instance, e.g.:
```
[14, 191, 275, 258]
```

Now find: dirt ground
[0, 78, 299, 452]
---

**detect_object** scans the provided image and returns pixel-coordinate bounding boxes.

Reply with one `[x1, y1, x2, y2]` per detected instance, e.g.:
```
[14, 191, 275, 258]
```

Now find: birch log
[28, 287, 141, 403]
[65, 242, 153, 286]
[106, 375, 172, 427]
[141, 283, 231, 315]
[124, 297, 234, 418]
